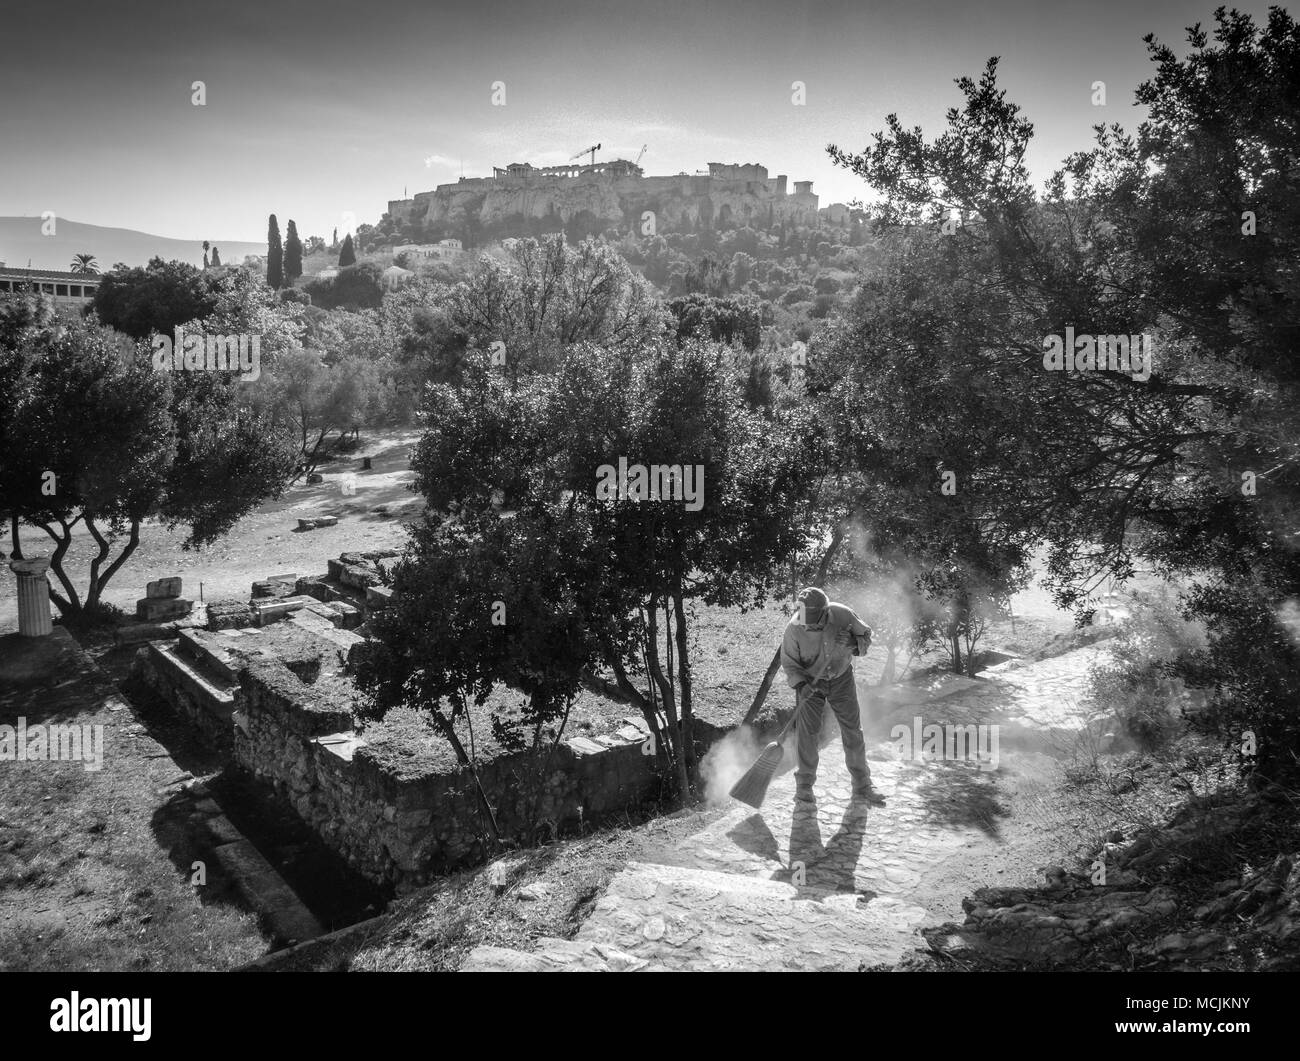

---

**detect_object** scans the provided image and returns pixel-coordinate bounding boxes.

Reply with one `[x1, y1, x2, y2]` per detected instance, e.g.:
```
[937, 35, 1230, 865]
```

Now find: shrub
[1083, 585, 1206, 753]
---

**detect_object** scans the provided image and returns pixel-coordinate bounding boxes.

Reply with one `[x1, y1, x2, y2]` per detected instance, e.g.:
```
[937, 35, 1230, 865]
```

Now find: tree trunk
[91, 517, 141, 605]
[8, 514, 21, 560]
[672, 589, 696, 782]
[84, 514, 113, 610]
[592, 632, 673, 787]
[524, 692, 572, 832]
[645, 600, 689, 801]
[428, 705, 501, 845]
[39, 520, 81, 616]
[880, 645, 897, 686]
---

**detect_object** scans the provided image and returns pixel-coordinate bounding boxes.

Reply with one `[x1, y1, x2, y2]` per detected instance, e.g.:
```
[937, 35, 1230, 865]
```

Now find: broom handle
[771, 613, 838, 745]
[778, 682, 813, 744]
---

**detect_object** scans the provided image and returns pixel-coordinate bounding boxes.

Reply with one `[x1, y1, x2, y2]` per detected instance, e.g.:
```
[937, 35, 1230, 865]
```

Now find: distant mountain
[0, 217, 266, 272]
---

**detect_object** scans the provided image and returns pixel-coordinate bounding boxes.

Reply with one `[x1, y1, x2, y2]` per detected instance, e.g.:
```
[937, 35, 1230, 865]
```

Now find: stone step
[177, 627, 246, 683]
[326, 599, 362, 629]
[113, 611, 206, 647]
[148, 642, 237, 721]
[287, 610, 366, 655]
[468, 859, 928, 971]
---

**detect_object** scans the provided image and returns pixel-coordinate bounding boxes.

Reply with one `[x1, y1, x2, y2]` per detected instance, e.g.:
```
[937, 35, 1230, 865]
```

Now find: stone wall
[133, 641, 238, 753]
[228, 657, 726, 894]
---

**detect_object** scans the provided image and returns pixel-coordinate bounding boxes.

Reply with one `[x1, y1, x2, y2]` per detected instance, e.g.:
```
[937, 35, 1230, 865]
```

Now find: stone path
[464, 642, 1109, 971]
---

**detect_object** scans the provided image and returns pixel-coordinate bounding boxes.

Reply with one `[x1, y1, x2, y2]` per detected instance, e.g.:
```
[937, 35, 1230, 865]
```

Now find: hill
[0, 217, 266, 271]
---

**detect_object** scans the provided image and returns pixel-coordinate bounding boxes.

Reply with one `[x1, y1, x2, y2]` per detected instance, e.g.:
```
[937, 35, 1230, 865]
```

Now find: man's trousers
[794, 667, 870, 788]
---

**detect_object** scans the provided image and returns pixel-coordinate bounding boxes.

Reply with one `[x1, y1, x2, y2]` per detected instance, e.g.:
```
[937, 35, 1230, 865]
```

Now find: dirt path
[0, 431, 423, 634]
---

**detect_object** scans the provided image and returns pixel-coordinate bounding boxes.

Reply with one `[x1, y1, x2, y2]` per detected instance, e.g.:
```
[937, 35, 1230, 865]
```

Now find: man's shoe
[852, 783, 886, 806]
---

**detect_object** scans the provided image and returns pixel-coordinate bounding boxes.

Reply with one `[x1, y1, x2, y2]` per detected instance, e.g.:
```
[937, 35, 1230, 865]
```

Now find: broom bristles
[729, 740, 785, 808]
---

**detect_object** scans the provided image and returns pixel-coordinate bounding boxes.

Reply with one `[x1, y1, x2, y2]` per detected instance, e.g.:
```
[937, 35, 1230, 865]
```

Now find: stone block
[306, 472, 324, 484]
[114, 620, 193, 646]
[297, 515, 338, 531]
[213, 840, 323, 945]
[205, 814, 243, 845]
[346, 640, 373, 669]
[251, 594, 316, 627]
[302, 602, 340, 625]
[206, 599, 255, 631]
[295, 576, 332, 601]
[252, 575, 298, 599]
[327, 600, 362, 629]
[146, 576, 182, 599]
[314, 732, 366, 763]
[136, 596, 193, 621]
[365, 585, 394, 609]
[337, 563, 380, 591]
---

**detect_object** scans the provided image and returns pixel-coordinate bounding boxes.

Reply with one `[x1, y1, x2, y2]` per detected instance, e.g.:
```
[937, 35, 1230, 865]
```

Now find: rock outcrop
[911, 791, 1300, 970]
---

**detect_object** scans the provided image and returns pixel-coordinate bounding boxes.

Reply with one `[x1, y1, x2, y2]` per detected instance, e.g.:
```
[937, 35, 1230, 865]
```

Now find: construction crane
[571, 143, 601, 167]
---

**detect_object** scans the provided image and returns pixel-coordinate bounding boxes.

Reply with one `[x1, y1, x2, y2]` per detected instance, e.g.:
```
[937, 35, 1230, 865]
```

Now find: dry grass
[0, 631, 266, 972]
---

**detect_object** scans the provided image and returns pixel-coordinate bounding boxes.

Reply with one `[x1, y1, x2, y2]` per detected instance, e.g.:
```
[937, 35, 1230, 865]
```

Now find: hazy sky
[0, 0, 1279, 243]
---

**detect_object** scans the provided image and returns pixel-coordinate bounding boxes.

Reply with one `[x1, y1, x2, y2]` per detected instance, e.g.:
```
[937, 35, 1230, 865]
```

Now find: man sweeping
[782, 587, 885, 806]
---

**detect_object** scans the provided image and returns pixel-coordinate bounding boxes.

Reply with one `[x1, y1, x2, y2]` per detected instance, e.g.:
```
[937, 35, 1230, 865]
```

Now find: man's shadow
[768, 798, 871, 894]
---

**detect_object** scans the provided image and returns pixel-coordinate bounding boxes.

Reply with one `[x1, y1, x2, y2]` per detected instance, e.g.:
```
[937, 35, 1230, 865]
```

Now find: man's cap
[796, 586, 829, 624]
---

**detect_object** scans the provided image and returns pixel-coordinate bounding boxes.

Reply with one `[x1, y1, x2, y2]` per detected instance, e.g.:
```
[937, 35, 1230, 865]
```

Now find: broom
[728, 710, 797, 808]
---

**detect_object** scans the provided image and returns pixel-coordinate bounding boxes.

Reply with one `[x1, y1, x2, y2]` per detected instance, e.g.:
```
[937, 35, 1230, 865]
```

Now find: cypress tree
[339, 233, 356, 267]
[284, 220, 303, 283]
[267, 214, 283, 289]
[210, 245, 222, 267]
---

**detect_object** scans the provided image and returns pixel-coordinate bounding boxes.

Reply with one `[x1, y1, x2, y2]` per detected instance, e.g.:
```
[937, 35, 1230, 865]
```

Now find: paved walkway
[464, 643, 1109, 971]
